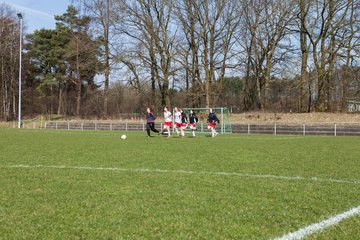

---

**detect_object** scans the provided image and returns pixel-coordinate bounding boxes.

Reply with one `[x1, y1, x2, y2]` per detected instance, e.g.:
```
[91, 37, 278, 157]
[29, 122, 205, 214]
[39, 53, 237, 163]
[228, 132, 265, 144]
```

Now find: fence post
[68, 122, 70, 130]
[334, 124, 337, 136]
[33, 122, 36, 129]
[81, 123, 83, 130]
[45, 122, 47, 129]
[160, 123, 163, 131]
[56, 122, 58, 130]
[126, 122, 128, 131]
[143, 123, 145, 132]
[95, 122, 97, 130]
[274, 124, 277, 135]
[110, 123, 113, 131]
[303, 124, 306, 136]
[201, 123, 204, 132]
[248, 123, 250, 134]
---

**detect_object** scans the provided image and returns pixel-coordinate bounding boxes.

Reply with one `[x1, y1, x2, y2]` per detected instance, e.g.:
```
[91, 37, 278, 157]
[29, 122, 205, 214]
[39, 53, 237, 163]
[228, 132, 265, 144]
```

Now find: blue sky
[2, 0, 70, 33]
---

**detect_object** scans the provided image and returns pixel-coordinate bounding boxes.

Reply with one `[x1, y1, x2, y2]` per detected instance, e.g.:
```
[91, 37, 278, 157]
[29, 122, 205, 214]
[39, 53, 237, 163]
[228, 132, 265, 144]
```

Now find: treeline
[0, 0, 359, 120]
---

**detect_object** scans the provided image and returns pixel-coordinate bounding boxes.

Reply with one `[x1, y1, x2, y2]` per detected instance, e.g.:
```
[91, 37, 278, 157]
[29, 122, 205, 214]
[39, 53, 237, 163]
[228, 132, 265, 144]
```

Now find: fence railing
[231, 123, 360, 136]
[43, 121, 360, 136]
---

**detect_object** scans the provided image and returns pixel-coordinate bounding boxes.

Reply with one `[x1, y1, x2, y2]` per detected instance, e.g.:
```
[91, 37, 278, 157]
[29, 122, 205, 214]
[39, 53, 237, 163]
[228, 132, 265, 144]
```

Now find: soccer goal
[181, 107, 232, 134]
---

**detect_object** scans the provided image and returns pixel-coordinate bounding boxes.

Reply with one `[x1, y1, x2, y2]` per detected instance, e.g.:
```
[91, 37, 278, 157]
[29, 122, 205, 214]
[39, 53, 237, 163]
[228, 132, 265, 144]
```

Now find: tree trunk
[325, 0, 335, 112]
[342, 0, 355, 112]
[104, 41, 110, 115]
[316, 67, 325, 111]
[149, 41, 157, 106]
[57, 84, 63, 115]
[299, 0, 308, 112]
[307, 82, 312, 113]
[1, 56, 5, 120]
[164, 71, 171, 108]
[263, 55, 272, 110]
[76, 39, 81, 116]
[103, 0, 110, 116]
[203, 35, 210, 108]
[342, 53, 350, 111]
[326, 65, 333, 112]
[191, 40, 201, 107]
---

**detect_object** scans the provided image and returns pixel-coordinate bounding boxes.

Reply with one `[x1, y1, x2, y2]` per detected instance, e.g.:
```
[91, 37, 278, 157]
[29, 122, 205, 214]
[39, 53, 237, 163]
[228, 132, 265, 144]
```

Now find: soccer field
[0, 129, 359, 239]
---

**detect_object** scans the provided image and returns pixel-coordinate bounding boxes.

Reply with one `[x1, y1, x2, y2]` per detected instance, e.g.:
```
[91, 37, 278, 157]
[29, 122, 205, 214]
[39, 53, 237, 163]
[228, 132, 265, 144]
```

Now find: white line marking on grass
[17, 129, 312, 140]
[274, 205, 360, 240]
[220, 136, 309, 140]
[2, 164, 360, 185]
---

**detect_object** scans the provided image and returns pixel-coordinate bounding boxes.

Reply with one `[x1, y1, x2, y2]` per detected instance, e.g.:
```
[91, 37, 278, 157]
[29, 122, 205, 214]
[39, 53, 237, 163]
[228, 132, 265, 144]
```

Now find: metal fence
[231, 123, 360, 136]
[44, 121, 360, 136]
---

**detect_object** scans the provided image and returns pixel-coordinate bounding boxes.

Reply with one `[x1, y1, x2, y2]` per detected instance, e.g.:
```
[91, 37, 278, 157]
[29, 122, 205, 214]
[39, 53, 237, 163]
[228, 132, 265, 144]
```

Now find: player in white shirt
[163, 106, 172, 137]
[173, 107, 182, 136]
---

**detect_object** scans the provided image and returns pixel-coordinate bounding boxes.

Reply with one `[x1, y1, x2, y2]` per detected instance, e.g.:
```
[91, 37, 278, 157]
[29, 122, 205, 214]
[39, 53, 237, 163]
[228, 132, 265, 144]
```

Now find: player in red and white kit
[163, 106, 172, 137]
[173, 107, 182, 136]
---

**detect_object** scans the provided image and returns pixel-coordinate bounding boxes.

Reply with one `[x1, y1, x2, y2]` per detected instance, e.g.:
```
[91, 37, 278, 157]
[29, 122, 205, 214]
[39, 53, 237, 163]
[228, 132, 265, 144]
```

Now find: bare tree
[175, 0, 202, 106]
[79, 0, 115, 116]
[114, 0, 177, 107]
[238, 0, 296, 110]
[0, 3, 20, 121]
[340, 0, 359, 110]
[297, 0, 311, 112]
[302, 0, 352, 111]
[175, 0, 239, 108]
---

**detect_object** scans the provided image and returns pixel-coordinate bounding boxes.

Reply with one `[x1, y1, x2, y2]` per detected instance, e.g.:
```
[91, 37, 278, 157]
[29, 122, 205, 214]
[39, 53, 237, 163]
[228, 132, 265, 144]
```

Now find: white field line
[219, 136, 309, 140]
[274, 205, 360, 240]
[2, 164, 360, 185]
[18, 129, 311, 140]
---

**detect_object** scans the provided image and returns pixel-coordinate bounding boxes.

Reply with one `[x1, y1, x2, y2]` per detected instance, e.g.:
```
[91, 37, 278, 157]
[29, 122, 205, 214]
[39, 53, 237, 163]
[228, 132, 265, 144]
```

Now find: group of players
[145, 107, 220, 138]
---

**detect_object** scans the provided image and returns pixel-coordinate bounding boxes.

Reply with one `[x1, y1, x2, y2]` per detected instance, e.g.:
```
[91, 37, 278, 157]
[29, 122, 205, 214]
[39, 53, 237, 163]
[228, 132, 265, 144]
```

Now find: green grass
[0, 129, 360, 239]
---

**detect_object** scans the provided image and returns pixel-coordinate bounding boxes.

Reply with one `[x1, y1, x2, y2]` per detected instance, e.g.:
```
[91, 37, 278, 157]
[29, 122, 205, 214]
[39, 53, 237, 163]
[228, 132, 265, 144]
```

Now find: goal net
[179, 107, 232, 134]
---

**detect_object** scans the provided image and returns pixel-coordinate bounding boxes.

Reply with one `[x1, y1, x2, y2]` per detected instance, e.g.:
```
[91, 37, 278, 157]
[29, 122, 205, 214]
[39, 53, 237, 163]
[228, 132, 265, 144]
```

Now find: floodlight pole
[17, 13, 23, 128]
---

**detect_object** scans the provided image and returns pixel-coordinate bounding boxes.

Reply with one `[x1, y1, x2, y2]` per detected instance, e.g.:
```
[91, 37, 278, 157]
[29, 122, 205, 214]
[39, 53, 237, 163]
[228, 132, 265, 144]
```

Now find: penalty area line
[273, 205, 360, 240]
[1, 164, 360, 185]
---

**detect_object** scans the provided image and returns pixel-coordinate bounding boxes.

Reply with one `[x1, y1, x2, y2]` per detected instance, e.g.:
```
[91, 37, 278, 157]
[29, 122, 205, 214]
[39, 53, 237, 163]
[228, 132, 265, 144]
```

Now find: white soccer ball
[121, 134, 127, 140]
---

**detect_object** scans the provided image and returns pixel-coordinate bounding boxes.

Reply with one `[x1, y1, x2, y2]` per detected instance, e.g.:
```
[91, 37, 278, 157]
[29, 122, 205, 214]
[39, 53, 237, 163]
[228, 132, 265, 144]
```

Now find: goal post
[181, 107, 232, 134]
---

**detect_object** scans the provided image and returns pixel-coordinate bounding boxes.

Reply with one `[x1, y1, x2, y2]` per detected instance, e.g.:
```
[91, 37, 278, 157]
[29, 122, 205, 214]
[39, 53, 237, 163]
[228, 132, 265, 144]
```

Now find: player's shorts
[208, 123, 216, 128]
[181, 123, 187, 128]
[175, 122, 181, 128]
[190, 123, 197, 128]
[164, 121, 172, 127]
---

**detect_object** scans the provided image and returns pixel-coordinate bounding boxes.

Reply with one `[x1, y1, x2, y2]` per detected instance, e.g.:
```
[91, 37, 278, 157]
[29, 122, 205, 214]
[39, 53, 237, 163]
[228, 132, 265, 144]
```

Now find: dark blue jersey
[189, 113, 198, 124]
[146, 112, 156, 123]
[207, 112, 219, 124]
[181, 112, 188, 124]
